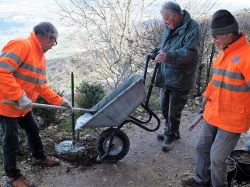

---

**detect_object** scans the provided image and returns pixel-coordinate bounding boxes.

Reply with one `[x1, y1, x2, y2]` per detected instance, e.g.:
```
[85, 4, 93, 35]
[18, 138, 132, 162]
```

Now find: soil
[1, 110, 250, 187]
[232, 151, 250, 164]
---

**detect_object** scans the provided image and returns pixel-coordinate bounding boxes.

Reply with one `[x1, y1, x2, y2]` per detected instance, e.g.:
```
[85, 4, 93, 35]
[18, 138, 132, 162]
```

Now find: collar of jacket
[29, 32, 43, 54]
[223, 33, 248, 55]
[166, 10, 191, 37]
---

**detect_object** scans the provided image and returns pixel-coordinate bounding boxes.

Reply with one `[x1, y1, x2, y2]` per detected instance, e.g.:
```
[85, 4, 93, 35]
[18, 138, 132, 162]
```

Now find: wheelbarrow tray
[75, 74, 146, 130]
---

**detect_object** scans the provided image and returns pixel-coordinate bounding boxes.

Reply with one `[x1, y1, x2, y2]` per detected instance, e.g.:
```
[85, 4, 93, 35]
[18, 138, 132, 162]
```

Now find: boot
[157, 130, 180, 141]
[32, 156, 60, 166]
[162, 136, 175, 152]
[181, 177, 210, 187]
[5, 174, 36, 187]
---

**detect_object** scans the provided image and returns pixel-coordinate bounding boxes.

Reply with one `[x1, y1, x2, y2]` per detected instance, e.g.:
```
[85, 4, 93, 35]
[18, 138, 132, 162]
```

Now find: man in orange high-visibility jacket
[182, 10, 250, 187]
[0, 22, 72, 187]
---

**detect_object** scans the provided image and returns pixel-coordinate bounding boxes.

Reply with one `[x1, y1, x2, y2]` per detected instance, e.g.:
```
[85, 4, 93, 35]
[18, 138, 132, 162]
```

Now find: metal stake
[71, 72, 75, 145]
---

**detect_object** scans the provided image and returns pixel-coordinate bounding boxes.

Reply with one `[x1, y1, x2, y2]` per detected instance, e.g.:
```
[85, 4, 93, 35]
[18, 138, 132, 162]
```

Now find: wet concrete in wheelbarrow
[32, 110, 250, 187]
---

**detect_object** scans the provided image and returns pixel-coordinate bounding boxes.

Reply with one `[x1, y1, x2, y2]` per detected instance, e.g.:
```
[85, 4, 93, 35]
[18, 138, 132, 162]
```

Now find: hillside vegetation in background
[2, 0, 250, 97]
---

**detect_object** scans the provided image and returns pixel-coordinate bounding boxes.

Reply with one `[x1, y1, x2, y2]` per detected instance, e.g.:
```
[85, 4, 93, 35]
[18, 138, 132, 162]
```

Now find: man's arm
[38, 83, 63, 105]
[38, 84, 72, 110]
[165, 25, 201, 64]
[238, 57, 250, 88]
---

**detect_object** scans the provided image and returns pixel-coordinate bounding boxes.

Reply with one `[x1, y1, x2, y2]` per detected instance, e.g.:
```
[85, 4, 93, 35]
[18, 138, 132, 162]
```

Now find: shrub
[32, 89, 64, 128]
[75, 81, 105, 109]
[148, 95, 161, 111]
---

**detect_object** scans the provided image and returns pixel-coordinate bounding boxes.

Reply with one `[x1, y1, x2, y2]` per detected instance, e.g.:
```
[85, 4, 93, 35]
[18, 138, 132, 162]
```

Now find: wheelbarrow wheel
[97, 128, 130, 162]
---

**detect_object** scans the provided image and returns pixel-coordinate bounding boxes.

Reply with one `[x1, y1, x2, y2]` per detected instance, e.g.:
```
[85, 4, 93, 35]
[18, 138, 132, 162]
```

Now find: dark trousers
[160, 88, 189, 136]
[0, 112, 46, 177]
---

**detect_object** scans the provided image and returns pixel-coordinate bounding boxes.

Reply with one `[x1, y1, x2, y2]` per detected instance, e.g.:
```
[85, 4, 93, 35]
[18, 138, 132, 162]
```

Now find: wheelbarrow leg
[96, 135, 115, 162]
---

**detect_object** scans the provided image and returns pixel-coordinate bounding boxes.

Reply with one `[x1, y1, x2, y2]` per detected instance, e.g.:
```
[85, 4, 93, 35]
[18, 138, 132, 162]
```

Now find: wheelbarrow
[75, 54, 161, 162]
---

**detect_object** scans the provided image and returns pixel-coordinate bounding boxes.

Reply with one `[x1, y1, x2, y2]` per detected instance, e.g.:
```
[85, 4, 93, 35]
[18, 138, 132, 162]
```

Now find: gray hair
[161, 1, 183, 15]
[33, 22, 58, 38]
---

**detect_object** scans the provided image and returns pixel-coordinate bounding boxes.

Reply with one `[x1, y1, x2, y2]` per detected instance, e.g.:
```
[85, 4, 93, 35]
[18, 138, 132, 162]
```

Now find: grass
[148, 95, 161, 111]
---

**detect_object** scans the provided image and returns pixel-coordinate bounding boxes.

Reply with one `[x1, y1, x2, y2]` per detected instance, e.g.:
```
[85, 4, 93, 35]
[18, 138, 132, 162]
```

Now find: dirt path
[29, 110, 250, 186]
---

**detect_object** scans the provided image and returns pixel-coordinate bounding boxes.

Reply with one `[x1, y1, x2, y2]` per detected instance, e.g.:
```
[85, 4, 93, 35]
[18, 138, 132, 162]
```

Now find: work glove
[17, 92, 32, 109]
[60, 98, 73, 112]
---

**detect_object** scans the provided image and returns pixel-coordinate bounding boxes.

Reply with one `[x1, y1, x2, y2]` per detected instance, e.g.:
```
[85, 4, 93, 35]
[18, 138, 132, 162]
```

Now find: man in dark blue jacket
[154, 1, 201, 152]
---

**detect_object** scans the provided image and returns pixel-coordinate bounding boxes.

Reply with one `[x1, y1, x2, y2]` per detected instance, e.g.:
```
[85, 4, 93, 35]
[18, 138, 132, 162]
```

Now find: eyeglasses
[48, 36, 57, 46]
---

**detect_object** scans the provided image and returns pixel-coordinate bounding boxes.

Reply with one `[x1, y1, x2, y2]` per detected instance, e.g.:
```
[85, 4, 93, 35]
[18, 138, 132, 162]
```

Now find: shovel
[187, 110, 204, 131]
[1, 99, 96, 114]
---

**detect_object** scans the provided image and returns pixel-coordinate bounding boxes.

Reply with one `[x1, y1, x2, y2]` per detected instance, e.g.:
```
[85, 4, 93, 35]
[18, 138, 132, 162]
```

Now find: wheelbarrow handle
[1, 99, 95, 113]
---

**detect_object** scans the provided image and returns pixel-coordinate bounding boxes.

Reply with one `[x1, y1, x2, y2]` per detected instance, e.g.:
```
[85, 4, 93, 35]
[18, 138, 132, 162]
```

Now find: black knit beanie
[210, 9, 239, 36]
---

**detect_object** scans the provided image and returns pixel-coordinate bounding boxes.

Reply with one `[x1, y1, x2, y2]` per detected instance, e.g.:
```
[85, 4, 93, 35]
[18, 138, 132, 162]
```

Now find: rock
[42, 138, 56, 155]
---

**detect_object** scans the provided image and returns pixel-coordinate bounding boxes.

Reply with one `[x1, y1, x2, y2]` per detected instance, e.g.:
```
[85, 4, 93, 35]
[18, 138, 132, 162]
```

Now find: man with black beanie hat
[210, 9, 239, 37]
[182, 9, 250, 187]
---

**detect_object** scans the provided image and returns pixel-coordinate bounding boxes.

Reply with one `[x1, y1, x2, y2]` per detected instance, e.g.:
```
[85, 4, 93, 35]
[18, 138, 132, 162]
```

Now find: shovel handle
[188, 113, 203, 131]
[1, 99, 95, 113]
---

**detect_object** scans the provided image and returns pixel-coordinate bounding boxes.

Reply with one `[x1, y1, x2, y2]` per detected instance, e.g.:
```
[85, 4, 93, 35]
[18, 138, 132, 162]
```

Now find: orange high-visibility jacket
[203, 33, 250, 133]
[0, 32, 63, 117]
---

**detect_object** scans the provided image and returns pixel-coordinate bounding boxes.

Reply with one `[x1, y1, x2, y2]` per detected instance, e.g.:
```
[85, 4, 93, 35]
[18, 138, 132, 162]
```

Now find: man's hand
[17, 92, 32, 109]
[60, 98, 73, 112]
[155, 51, 167, 63]
[145, 48, 160, 60]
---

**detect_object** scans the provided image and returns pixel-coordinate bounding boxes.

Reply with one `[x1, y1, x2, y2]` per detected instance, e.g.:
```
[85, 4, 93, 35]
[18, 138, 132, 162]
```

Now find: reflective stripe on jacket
[0, 32, 63, 117]
[203, 33, 250, 133]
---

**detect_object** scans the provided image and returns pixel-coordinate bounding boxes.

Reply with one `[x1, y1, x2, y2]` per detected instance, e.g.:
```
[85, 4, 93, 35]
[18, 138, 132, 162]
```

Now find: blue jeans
[194, 121, 240, 187]
[0, 112, 46, 177]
